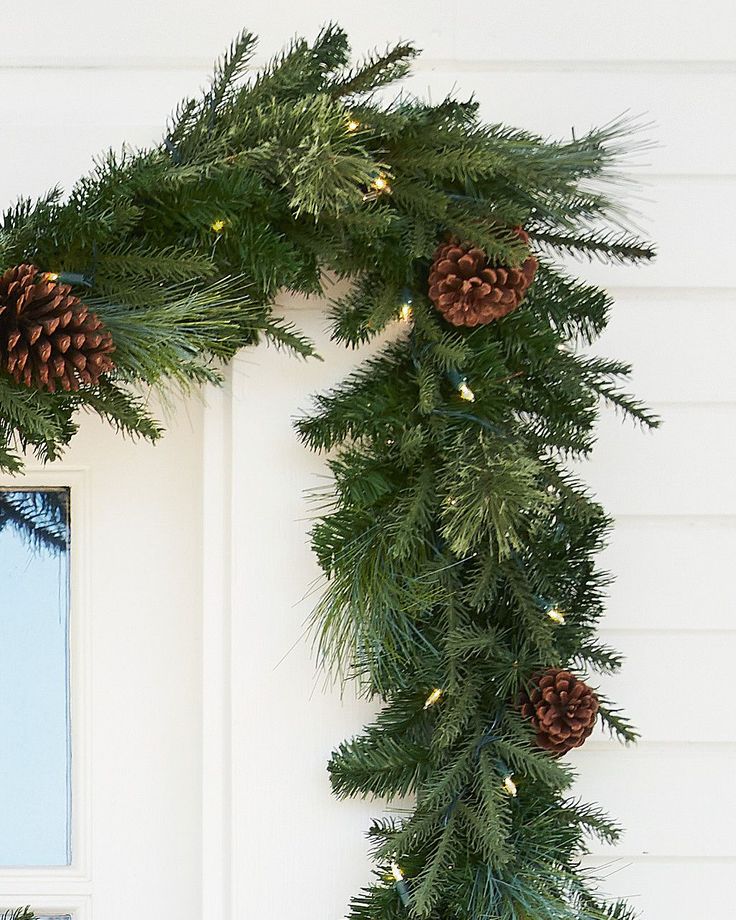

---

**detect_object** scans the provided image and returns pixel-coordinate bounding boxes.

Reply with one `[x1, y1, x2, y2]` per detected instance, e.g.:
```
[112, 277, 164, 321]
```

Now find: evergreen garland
[0, 27, 656, 920]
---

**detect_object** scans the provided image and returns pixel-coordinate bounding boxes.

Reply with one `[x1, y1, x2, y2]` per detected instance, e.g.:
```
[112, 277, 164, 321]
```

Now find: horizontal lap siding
[581, 405, 736, 516]
[574, 746, 736, 856]
[2, 8, 730, 917]
[1, 2, 735, 62]
[594, 292, 736, 403]
[603, 517, 736, 631]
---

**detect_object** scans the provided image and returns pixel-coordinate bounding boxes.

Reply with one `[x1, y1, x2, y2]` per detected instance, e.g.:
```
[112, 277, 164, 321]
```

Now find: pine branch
[209, 29, 259, 110]
[329, 43, 419, 97]
[529, 227, 656, 264]
[77, 380, 163, 443]
[330, 732, 432, 799]
[410, 811, 459, 915]
[597, 695, 639, 744]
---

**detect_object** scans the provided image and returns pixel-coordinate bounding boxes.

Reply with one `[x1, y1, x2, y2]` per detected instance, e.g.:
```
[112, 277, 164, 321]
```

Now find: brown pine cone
[0, 264, 114, 392]
[519, 668, 599, 755]
[428, 232, 537, 327]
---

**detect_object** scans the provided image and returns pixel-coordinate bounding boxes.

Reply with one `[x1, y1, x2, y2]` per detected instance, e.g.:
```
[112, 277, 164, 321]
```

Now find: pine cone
[428, 233, 537, 327]
[519, 668, 599, 755]
[0, 264, 114, 392]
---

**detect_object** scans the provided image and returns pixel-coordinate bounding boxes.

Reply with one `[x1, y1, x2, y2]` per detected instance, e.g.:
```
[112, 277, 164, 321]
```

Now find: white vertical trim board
[201, 376, 234, 919]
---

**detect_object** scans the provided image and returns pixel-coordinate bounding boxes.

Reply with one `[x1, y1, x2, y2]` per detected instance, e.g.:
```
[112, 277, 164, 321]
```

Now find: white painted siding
[2, 3, 734, 918]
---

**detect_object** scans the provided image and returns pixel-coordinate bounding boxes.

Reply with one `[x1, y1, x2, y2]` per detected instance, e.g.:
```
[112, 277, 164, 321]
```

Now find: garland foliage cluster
[0, 26, 656, 920]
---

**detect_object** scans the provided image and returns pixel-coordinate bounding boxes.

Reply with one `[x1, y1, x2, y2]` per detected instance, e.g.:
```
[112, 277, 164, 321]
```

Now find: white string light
[423, 688, 444, 709]
[546, 606, 566, 625]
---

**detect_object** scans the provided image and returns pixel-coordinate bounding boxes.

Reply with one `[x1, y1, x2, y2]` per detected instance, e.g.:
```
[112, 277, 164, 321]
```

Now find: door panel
[0, 399, 204, 919]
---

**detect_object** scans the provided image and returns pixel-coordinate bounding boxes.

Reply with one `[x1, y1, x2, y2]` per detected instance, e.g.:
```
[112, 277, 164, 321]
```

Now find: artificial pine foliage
[286, 28, 655, 920]
[0, 26, 657, 920]
[0, 25, 653, 472]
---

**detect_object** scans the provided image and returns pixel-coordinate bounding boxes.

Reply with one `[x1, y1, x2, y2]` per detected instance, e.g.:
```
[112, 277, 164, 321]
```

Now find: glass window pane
[1, 915, 73, 920]
[0, 914, 71, 920]
[0, 490, 71, 866]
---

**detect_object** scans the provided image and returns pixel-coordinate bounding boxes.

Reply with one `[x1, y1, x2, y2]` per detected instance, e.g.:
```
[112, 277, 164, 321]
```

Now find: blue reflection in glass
[0, 490, 71, 866]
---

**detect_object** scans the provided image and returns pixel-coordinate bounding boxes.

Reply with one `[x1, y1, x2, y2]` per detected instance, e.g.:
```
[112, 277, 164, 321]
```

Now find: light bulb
[546, 606, 566, 625]
[390, 859, 411, 906]
[458, 380, 475, 402]
[503, 775, 518, 797]
[211, 219, 227, 233]
[400, 302, 413, 322]
[347, 118, 360, 132]
[423, 688, 444, 710]
[362, 173, 392, 201]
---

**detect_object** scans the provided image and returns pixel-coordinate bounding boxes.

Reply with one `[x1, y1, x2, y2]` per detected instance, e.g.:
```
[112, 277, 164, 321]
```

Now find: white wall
[3, 3, 735, 918]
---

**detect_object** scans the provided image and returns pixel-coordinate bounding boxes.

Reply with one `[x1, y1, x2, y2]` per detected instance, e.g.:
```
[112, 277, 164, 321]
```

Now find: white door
[0, 397, 206, 920]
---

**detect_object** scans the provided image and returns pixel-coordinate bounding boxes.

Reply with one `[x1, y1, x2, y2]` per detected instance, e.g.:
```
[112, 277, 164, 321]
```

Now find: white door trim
[201, 373, 234, 918]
